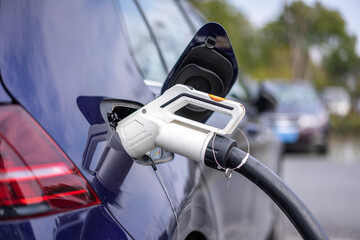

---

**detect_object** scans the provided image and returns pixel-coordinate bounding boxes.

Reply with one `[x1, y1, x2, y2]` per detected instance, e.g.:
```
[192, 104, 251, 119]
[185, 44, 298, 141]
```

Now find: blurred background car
[0, 0, 282, 239]
[261, 80, 330, 153]
[321, 86, 351, 117]
[187, 1, 360, 239]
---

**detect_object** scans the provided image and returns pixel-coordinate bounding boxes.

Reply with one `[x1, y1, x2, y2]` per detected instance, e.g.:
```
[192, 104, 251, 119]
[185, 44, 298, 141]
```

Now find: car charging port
[100, 100, 143, 129]
[79, 100, 144, 192]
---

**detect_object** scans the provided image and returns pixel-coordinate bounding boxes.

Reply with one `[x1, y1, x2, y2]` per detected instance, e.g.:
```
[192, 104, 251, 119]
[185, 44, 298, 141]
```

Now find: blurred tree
[264, 1, 360, 85]
[188, 0, 259, 75]
[324, 35, 359, 81]
[189, 0, 360, 92]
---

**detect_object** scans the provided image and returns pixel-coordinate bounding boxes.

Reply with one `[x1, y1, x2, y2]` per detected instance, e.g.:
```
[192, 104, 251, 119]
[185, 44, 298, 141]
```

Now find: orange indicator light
[209, 94, 227, 102]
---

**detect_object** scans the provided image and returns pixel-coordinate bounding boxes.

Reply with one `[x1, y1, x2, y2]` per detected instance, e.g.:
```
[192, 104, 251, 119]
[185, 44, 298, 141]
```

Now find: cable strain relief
[204, 134, 237, 169]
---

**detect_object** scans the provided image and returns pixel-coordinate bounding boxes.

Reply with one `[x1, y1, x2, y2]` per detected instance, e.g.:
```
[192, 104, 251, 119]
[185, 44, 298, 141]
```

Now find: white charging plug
[116, 84, 245, 163]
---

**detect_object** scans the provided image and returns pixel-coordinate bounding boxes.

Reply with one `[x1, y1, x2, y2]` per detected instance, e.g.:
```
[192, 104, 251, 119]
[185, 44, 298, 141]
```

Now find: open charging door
[161, 22, 238, 122]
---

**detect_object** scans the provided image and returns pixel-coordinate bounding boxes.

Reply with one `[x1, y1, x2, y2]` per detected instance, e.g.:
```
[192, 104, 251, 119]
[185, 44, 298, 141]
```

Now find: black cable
[204, 135, 329, 240]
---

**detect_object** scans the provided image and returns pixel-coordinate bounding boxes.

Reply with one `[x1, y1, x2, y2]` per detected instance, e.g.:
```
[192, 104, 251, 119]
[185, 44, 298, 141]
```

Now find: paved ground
[276, 135, 360, 240]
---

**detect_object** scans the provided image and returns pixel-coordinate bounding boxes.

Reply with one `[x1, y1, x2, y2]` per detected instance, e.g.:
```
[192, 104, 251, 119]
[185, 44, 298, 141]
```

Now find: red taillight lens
[0, 105, 100, 219]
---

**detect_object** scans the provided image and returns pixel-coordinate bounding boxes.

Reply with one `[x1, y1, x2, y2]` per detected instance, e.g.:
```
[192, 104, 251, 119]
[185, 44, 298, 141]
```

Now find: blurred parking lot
[276, 134, 360, 240]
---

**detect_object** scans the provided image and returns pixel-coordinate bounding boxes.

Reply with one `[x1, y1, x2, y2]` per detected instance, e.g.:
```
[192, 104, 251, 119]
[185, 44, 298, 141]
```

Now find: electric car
[0, 0, 281, 239]
[262, 80, 329, 153]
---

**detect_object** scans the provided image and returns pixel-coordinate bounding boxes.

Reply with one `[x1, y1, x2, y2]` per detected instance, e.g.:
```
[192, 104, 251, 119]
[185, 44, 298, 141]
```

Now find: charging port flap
[161, 22, 238, 122]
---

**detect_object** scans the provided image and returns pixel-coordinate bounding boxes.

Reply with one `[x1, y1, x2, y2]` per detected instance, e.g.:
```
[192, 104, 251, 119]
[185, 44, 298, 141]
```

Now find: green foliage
[310, 3, 347, 43]
[324, 35, 359, 79]
[188, 0, 258, 75]
[188, 0, 360, 94]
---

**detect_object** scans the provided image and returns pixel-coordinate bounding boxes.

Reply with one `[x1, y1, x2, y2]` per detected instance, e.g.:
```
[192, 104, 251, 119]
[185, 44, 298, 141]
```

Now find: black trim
[160, 93, 233, 110]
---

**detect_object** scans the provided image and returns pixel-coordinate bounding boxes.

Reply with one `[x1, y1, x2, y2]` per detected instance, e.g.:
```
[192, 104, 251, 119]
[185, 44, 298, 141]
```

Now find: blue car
[262, 81, 329, 153]
[0, 0, 281, 239]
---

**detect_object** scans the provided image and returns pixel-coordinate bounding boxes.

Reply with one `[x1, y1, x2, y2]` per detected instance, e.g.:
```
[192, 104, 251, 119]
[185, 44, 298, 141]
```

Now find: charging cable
[205, 134, 329, 240]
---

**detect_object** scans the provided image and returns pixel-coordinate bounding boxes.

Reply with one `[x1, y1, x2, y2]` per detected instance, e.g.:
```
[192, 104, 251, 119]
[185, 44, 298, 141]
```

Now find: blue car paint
[0, 0, 215, 239]
[0, 81, 12, 103]
[0, 206, 131, 240]
[0, 0, 173, 238]
[0, 0, 281, 239]
[76, 96, 107, 126]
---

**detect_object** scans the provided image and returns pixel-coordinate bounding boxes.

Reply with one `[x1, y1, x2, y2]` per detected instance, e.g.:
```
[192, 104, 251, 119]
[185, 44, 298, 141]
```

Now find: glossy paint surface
[0, 0, 155, 161]
[0, 0, 179, 239]
[0, 0, 281, 239]
[0, 206, 130, 240]
[0, 82, 11, 103]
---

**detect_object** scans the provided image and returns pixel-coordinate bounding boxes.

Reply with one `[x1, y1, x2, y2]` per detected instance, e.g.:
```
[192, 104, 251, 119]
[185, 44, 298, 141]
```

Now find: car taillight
[0, 105, 100, 219]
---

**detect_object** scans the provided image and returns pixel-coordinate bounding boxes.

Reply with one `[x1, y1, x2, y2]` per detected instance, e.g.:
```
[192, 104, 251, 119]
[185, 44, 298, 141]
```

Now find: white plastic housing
[116, 84, 245, 162]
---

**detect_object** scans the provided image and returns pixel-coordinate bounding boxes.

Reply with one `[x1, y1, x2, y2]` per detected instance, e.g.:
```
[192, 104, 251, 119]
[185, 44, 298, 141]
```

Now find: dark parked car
[0, 0, 281, 239]
[262, 80, 329, 153]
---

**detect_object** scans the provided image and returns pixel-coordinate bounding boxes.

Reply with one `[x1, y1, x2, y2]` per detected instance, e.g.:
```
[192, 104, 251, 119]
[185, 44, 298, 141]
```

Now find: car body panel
[0, 0, 281, 239]
[0, 1, 213, 239]
[0, 0, 155, 161]
[0, 80, 12, 103]
[0, 205, 131, 240]
[0, 0, 174, 238]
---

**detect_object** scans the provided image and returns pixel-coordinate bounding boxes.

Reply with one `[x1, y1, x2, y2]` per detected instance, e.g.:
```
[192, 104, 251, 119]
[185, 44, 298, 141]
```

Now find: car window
[137, 0, 194, 74]
[178, 0, 207, 30]
[274, 83, 321, 111]
[116, 0, 167, 82]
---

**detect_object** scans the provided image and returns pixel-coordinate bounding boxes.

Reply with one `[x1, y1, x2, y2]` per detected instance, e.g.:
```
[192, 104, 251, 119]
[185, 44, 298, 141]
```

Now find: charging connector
[116, 84, 245, 162]
[115, 84, 329, 240]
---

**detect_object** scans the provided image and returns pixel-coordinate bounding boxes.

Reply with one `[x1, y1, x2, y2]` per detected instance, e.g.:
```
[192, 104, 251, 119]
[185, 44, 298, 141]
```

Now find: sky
[229, 0, 360, 55]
